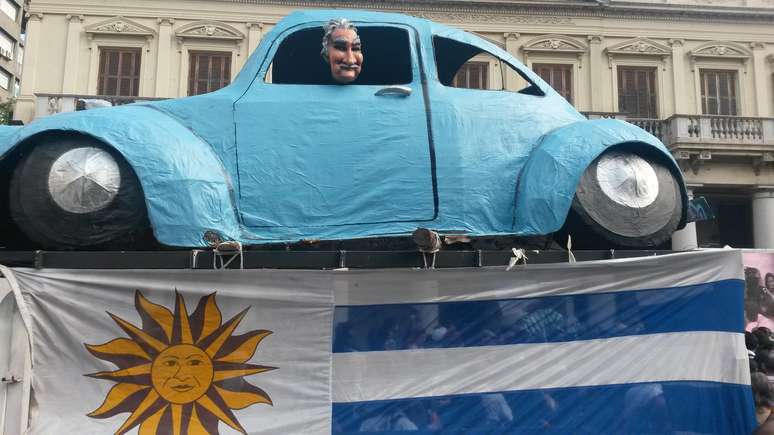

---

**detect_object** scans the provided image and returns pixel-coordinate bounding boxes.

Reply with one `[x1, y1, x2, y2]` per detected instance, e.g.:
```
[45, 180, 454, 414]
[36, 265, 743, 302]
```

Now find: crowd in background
[745, 266, 774, 434]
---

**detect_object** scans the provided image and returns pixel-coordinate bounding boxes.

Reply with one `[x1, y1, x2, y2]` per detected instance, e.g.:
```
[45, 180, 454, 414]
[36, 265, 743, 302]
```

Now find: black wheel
[9, 136, 149, 249]
[566, 148, 683, 248]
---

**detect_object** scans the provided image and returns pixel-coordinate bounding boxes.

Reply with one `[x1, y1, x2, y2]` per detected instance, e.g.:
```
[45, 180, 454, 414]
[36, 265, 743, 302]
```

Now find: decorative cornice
[688, 41, 752, 72]
[606, 37, 671, 70]
[175, 20, 245, 41]
[606, 37, 671, 56]
[523, 34, 586, 66]
[182, 0, 774, 25]
[690, 41, 751, 59]
[523, 34, 587, 53]
[85, 16, 156, 37]
[411, 11, 574, 25]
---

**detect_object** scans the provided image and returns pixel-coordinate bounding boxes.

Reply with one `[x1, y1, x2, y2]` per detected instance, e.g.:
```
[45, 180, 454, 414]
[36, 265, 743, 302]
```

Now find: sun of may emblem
[84, 290, 275, 434]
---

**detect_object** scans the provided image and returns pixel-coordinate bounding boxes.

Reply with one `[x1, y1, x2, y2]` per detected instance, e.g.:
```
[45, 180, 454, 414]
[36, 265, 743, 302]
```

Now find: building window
[0, 68, 10, 90]
[700, 69, 738, 116]
[188, 51, 231, 96]
[534, 63, 573, 104]
[617, 67, 658, 118]
[452, 62, 488, 89]
[0, 0, 18, 21]
[98, 47, 141, 96]
[0, 29, 13, 60]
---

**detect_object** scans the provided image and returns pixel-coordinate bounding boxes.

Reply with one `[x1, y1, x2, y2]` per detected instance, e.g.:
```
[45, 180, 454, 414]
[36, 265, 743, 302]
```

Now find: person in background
[748, 292, 774, 332]
[753, 372, 774, 425]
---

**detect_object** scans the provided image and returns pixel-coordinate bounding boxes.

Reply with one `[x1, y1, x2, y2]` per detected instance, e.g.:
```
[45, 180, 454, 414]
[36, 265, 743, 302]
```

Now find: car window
[266, 26, 413, 85]
[433, 35, 543, 96]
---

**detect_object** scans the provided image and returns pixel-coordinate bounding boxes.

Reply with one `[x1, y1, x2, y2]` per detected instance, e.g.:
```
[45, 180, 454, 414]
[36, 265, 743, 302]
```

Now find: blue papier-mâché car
[0, 9, 687, 249]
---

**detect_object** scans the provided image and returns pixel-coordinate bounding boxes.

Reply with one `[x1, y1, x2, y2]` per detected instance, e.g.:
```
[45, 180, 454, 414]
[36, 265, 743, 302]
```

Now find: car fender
[514, 118, 687, 235]
[2, 105, 240, 247]
[0, 125, 22, 156]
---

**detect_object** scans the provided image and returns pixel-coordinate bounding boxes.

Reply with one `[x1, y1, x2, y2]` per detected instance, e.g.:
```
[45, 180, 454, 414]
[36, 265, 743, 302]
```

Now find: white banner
[0, 250, 756, 434]
[5, 269, 333, 435]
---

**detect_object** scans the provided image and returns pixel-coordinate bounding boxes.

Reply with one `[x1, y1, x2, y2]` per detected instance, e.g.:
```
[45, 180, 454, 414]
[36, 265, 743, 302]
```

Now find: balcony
[35, 93, 167, 119]
[583, 112, 774, 148]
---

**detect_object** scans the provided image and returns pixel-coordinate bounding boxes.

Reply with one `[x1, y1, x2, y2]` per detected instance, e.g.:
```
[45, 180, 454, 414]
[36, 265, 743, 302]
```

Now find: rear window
[433, 35, 543, 96]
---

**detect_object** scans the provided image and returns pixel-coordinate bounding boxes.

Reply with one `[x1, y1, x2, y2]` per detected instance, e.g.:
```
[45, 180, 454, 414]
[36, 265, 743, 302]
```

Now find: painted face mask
[326, 28, 363, 83]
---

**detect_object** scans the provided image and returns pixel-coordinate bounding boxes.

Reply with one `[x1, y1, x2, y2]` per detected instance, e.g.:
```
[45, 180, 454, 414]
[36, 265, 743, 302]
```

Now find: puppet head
[321, 18, 363, 83]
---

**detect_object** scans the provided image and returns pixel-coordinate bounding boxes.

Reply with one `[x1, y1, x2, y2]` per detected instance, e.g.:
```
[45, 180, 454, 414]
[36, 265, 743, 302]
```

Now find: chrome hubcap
[596, 151, 659, 208]
[47, 147, 121, 214]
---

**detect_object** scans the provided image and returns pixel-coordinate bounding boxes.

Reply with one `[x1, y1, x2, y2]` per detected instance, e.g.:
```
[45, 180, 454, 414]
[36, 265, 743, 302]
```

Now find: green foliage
[0, 98, 14, 125]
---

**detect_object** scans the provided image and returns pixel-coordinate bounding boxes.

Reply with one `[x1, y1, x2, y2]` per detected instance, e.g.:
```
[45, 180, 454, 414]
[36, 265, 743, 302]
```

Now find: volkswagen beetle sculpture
[0, 10, 687, 249]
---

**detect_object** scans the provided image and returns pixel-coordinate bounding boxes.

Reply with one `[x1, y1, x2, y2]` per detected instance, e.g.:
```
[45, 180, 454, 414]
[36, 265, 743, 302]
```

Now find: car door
[234, 23, 437, 233]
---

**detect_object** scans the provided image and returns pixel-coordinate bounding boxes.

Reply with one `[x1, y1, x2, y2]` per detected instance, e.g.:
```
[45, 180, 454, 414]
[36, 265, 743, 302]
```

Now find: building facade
[17, 0, 774, 248]
[0, 0, 25, 101]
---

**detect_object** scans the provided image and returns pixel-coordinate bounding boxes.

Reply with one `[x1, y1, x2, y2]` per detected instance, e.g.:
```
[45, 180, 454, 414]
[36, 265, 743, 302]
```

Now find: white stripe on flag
[332, 331, 749, 403]
[333, 249, 743, 306]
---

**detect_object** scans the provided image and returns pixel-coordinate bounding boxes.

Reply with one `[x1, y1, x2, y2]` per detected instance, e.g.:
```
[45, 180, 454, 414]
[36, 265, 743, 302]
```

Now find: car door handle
[375, 86, 412, 97]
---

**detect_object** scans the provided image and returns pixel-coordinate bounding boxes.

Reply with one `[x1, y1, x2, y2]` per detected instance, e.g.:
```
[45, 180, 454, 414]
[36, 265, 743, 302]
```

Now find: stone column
[155, 18, 174, 97]
[246, 22, 263, 57]
[15, 13, 43, 123]
[587, 35, 606, 111]
[502, 33, 519, 91]
[671, 188, 698, 250]
[669, 39, 686, 115]
[61, 15, 84, 93]
[753, 189, 774, 248]
[751, 42, 769, 117]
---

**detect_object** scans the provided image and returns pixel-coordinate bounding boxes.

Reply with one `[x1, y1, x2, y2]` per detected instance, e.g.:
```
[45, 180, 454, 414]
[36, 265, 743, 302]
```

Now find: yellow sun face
[152, 344, 214, 404]
[84, 291, 275, 435]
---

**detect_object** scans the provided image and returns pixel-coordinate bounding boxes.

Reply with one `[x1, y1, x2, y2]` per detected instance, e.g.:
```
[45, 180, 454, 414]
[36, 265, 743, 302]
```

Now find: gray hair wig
[321, 18, 358, 62]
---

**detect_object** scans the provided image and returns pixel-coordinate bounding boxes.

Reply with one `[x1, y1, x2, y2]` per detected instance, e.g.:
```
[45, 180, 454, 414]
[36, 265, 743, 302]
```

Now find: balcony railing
[35, 93, 167, 119]
[582, 112, 774, 148]
[665, 115, 774, 146]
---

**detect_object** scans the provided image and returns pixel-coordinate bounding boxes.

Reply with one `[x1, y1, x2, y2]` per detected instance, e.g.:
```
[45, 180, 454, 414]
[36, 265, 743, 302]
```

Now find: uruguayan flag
[331, 249, 755, 435]
[0, 249, 755, 434]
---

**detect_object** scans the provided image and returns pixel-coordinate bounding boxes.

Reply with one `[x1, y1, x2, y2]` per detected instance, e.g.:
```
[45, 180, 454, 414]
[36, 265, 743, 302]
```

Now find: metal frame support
[213, 241, 244, 269]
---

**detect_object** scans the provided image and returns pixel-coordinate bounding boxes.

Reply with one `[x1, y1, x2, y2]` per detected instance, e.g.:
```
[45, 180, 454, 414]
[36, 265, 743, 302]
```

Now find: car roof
[280, 9, 517, 69]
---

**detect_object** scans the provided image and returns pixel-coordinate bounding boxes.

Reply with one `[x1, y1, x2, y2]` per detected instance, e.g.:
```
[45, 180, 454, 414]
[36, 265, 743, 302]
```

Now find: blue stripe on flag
[333, 279, 743, 352]
[332, 381, 756, 435]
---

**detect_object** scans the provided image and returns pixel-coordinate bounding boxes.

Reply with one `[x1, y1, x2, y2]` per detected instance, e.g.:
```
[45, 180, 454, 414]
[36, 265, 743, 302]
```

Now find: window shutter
[98, 47, 141, 96]
[188, 52, 233, 96]
[452, 62, 489, 90]
[617, 67, 658, 118]
[700, 70, 738, 115]
[534, 64, 573, 104]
